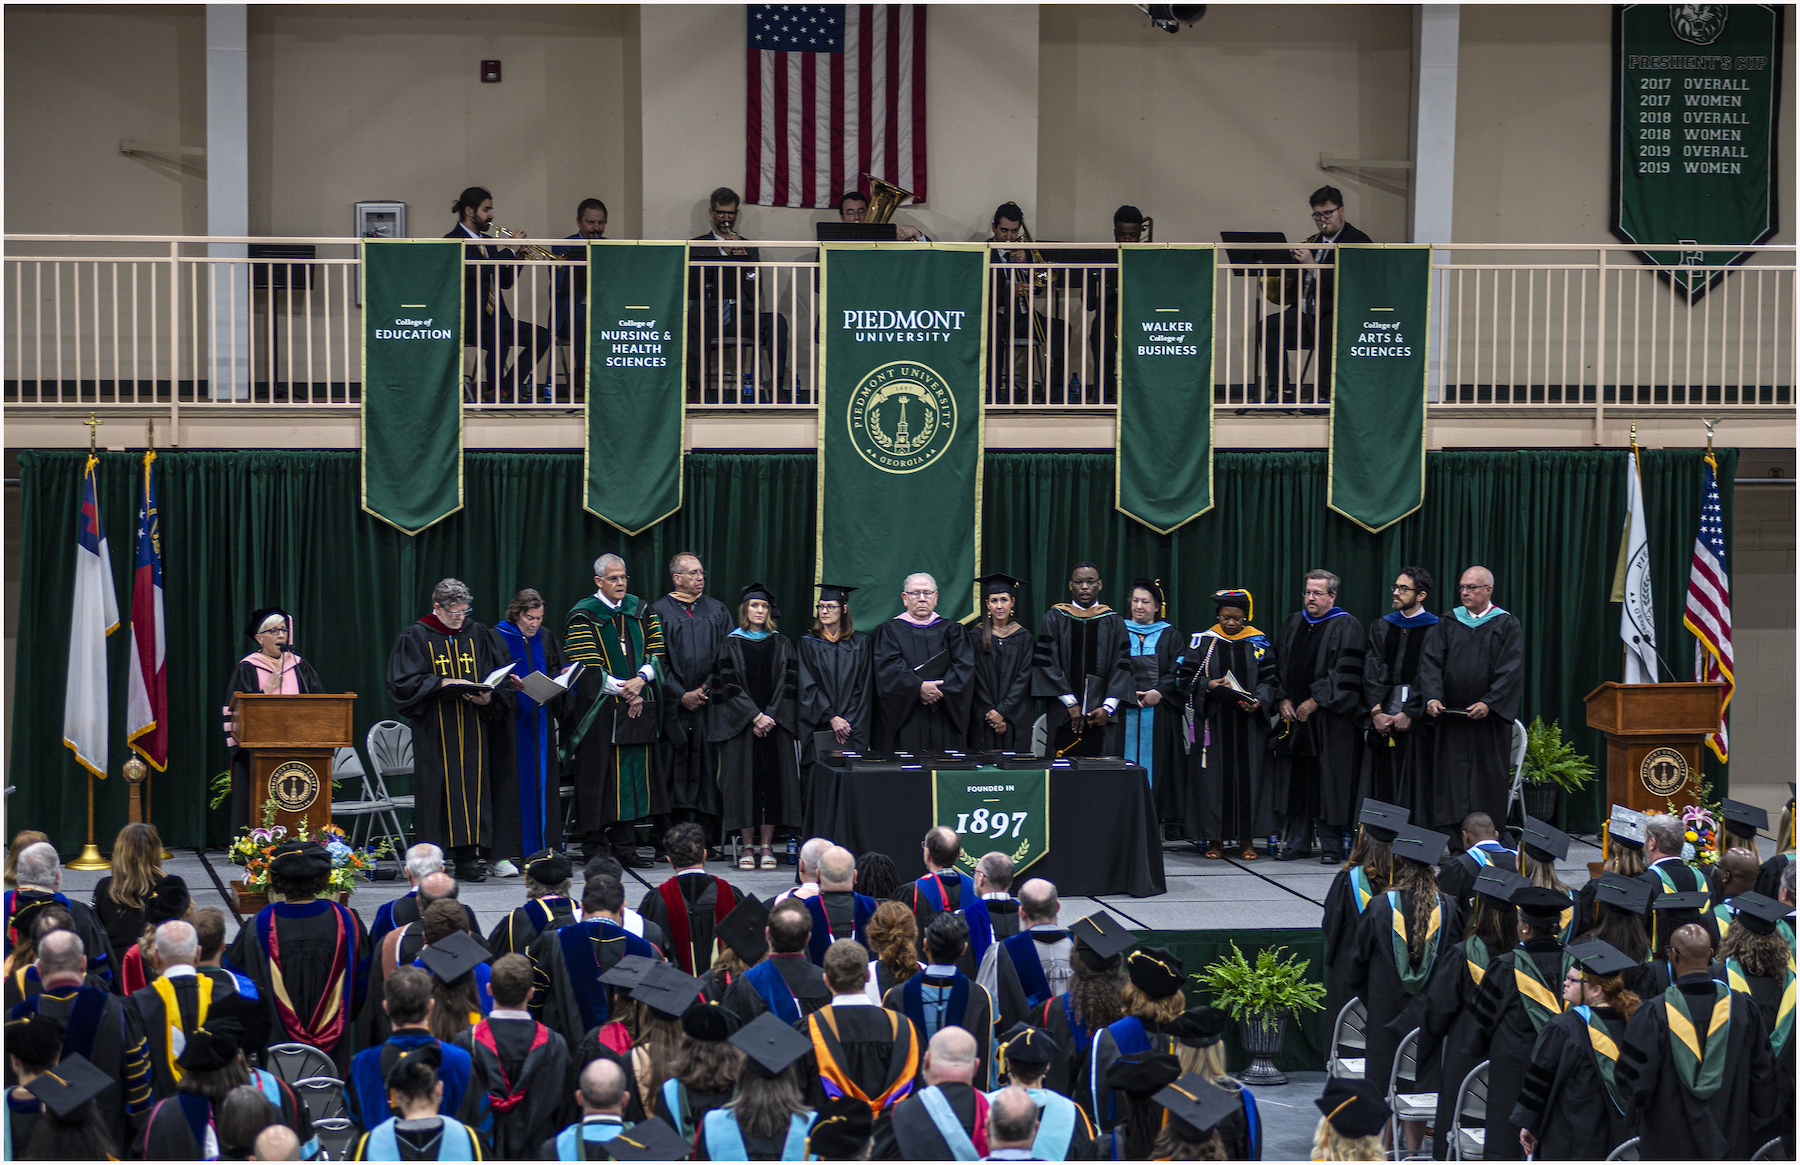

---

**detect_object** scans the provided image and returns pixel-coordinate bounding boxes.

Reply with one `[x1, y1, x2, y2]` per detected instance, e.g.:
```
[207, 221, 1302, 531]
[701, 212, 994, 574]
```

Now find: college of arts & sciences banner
[1115, 245, 1216, 533]
[1328, 245, 1430, 533]
[818, 244, 988, 624]
[584, 242, 688, 533]
[1613, 4, 1781, 297]
[361, 240, 464, 534]
[932, 767, 1050, 876]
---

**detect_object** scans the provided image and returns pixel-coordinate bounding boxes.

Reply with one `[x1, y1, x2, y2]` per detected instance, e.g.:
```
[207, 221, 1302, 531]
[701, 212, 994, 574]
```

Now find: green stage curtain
[10, 447, 1729, 852]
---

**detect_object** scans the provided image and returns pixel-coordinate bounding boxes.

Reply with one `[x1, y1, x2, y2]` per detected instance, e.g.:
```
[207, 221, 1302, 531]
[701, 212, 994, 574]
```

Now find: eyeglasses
[903, 589, 937, 597]
[1311, 207, 1342, 219]
[439, 605, 471, 617]
[1459, 584, 1490, 591]
[1392, 585, 1416, 593]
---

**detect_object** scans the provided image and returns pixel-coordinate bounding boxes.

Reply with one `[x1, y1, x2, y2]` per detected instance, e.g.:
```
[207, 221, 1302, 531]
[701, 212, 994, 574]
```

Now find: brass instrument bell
[861, 173, 915, 225]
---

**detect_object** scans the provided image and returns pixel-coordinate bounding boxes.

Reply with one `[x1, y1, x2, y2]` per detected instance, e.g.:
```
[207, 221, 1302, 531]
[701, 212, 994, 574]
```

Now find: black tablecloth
[802, 764, 1166, 898]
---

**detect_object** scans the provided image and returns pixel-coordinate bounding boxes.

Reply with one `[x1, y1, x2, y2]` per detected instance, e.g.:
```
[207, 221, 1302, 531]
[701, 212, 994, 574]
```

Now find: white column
[1412, 4, 1458, 402]
[208, 4, 251, 399]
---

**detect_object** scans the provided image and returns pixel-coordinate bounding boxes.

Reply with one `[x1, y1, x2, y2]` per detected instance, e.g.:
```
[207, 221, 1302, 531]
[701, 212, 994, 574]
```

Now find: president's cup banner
[818, 244, 988, 624]
[1328, 245, 1430, 533]
[1612, 4, 1781, 297]
[1116, 245, 1216, 533]
[585, 242, 688, 534]
[361, 240, 464, 534]
[932, 767, 1050, 876]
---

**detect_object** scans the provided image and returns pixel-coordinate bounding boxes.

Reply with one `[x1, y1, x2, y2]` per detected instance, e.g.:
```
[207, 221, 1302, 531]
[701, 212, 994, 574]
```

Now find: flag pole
[68, 414, 111, 872]
[137, 424, 174, 861]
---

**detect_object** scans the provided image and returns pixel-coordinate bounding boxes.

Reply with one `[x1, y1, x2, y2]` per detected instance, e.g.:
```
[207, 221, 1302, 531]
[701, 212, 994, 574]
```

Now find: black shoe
[456, 862, 486, 883]
[1274, 847, 1311, 862]
[1319, 852, 1342, 865]
[706, 847, 727, 862]
[614, 847, 654, 869]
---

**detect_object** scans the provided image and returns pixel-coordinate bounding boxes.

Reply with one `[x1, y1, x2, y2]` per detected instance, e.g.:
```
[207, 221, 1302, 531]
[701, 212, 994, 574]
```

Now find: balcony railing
[4, 237, 1792, 419]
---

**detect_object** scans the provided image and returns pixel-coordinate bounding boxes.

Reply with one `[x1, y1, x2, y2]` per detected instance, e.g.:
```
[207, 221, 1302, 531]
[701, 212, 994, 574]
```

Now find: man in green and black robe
[564, 553, 667, 866]
[1033, 562, 1131, 757]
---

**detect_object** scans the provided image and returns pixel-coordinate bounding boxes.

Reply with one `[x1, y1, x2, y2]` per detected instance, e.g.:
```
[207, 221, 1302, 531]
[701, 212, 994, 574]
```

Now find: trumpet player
[687, 187, 792, 403]
[447, 186, 553, 402]
[987, 202, 1067, 404]
[1260, 185, 1370, 404]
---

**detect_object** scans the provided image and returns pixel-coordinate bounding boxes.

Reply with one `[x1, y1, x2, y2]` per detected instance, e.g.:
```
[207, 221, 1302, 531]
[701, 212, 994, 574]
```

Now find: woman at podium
[223, 607, 324, 830]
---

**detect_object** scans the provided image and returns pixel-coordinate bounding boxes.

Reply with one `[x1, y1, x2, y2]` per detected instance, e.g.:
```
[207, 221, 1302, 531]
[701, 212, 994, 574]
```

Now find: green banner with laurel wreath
[818, 244, 988, 625]
[932, 767, 1050, 875]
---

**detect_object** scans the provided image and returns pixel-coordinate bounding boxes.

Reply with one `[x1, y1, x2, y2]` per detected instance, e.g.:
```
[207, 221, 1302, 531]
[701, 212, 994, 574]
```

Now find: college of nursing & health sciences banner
[933, 768, 1050, 876]
[1328, 245, 1430, 533]
[585, 242, 688, 534]
[1115, 245, 1216, 533]
[818, 244, 988, 624]
[1613, 4, 1781, 297]
[361, 240, 464, 534]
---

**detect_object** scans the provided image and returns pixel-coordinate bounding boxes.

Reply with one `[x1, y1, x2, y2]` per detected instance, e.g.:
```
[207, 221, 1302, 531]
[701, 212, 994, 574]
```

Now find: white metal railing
[3, 237, 1792, 418]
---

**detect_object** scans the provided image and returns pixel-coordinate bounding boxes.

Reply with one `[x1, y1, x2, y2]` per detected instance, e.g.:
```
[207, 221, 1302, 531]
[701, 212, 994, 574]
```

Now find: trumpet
[492, 227, 562, 263]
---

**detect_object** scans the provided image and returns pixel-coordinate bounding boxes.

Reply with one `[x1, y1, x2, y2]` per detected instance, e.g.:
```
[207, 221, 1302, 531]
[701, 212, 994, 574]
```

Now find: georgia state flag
[126, 451, 167, 770]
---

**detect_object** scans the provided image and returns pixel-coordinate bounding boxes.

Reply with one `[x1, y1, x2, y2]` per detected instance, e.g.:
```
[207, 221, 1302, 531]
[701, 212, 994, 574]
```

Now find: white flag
[1619, 446, 1659, 683]
[63, 457, 119, 777]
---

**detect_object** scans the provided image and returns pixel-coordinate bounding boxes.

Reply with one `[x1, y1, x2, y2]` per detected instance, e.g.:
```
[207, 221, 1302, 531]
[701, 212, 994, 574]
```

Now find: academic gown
[563, 595, 668, 832]
[1436, 843, 1518, 917]
[130, 972, 225, 1097]
[2, 965, 111, 1019]
[1510, 1004, 1634, 1160]
[1039, 991, 1100, 1099]
[1754, 850, 1793, 899]
[883, 969, 995, 1089]
[988, 928, 1071, 1030]
[797, 1002, 922, 1114]
[526, 919, 661, 1051]
[1419, 938, 1499, 1161]
[889, 870, 984, 977]
[1715, 961, 1798, 1156]
[366, 913, 490, 1051]
[1084, 1016, 1178, 1151]
[1033, 605, 1132, 757]
[873, 1081, 987, 1160]
[798, 630, 875, 763]
[969, 624, 1036, 753]
[806, 891, 877, 965]
[4, 890, 113, 988]
[872, 615, 976, 751]
[347, 1031, 475, 1132]
[697, 965, 740, 1005]
[1641, 859, 1723, 948]
[386, 616, 517, 852]
[648, 592, 734, 817]
[639, 872, 742, 975]
[708, 632, 804, 832]
[10, 983, 148, 1147]
[200, 962, 272, 1055]
[225, 898, 370, 1075]
[1345, 889, 1452, 1091]
[1360, 612, 1438, 816]
[487, 895, 578, 959]
[722, 953, 832, 1023]
[1174, 627, 1280, 843]
[1319, 864, 1383, 1029]
[1272, 609, 1367, 834]
[1121, 620, 1182, 790]
[1617, 973, 1783, 1160]
[224, 651, 325, 830]
[1467, 939, 1572, 1160]
[1416, 610, 1523, 830]
[493, 619, 572, 859]
[139, 1092, 219, 1161]
[455, 1016, 573, 1160]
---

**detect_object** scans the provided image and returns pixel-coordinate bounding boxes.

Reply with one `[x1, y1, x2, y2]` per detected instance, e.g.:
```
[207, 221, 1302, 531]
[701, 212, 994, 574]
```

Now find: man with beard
[1272, 570, 1367, 863]
[1362, 567, 1437, 820]
[647, 552, 733, 852]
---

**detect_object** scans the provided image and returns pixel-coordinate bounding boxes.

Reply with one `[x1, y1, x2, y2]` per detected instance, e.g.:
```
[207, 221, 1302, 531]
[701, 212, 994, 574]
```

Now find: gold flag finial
[83, 413, 102, 454]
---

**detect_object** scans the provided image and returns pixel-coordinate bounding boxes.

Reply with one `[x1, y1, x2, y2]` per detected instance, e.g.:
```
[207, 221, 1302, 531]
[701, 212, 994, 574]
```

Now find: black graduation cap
[268, 840, 332, 882]
[177, 1022, 243, 1073]
[1210, 588, 1254, 621]
[997, 1022, 1057, 1069]
[1358, 799, 1409, 843]
[1129, 578, 1166, 618]
[418, 930, 487, 986]
[24, 1053, 112, 1121]
[806, 1096, 874, 1160]
[599, 954, 659, 990]
[1472, 868, 1528, 904]
[1391, 824, 1450, 867]
[144, 875, 192, 925]
[630, 961, 702, 1019]
[974, 573, 1025, 598]
[524, 849, 572, 886]
[816, 583, 860, 605]
[1070, 910, 1135, 964]
[1566, 939, 1638, 978]
[245, 606, 293, 641]
[1609, 805, 1647, 849]
[1594, 874, 1653, 915]
[1720, 799, 1769, 837]
[714, 895, 770, 964]
[1519, 818, 1571, 863]
[1313, 1077, 1392, 1139]
[603, 1116, 693, 1162]
[739, 582, 777, 606]
[1511, 885, 1572, 923]
[1651, 890, 1711, 913]
[1126, 947, 1185, 999]
[1726, 892, 1794, 936]
[4, 1014, 65, 1068]
[1154, 1075, 1243, 1139]
[1103, 1051, 1182, 1098]
[681, 999, 742, 1042]
[730, 1011, 814, 1078]
[1165, 1006, 1227, 1049]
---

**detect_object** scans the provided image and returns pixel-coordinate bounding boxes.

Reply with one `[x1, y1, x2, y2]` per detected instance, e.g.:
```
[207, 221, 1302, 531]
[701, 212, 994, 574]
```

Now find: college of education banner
[1613, 4, 1781, 297]
[361, 240, 464, 534]
[585, 242, 688, 534]
[933, 767, 1049, 876]
[1115, 245, 1216, 533]
[818, 244, 987, 624]
[1328, 245, 1430, 533]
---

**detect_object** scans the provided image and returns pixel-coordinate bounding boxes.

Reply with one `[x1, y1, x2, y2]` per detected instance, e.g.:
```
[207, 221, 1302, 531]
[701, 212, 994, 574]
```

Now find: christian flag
[745, 5, 927, 209]
[63, 455, 119, 778]
[126, 451, 168, 770]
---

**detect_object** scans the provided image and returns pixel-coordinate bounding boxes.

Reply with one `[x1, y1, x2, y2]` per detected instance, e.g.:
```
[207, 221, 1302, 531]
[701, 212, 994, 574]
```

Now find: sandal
[737, 851, 756, 871]
[1202, 844, 1223, 860]
[1240, 846, 1259, 861]
[759, 847, 778, 870]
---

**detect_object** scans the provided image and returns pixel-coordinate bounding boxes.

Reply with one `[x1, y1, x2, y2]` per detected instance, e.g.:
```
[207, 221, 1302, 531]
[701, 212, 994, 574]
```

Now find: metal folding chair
[365, 720, 416, 852]
[311, 1117, 358, 1161]
[262, 1042, 336, 1086]
[292, 1075, 348, 1123]
[1447, 1059, 1489, 1160]
[327, 745, 390, 857]
[1604, 1136, 1642, 1161]
[1385, 1027, 1437, 1161]
[1750, 1137, 1787, 1161]
[1328, 996, 1368, 1080]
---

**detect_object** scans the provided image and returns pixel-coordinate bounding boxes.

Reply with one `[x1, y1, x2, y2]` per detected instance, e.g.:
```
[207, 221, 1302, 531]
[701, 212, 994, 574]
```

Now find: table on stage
[802, 763, 1167, 898]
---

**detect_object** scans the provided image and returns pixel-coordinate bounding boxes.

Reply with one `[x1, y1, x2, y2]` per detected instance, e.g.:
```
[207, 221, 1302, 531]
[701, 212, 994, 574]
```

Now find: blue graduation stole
[806, 893, 877, 964]
[744, 958, 803, 1025]
[554, 1118, 625, 1160]
[918, 870, 977, 916]
[1093, 1016, 1154, 1140]
[175, 1092, 213, 1153]
[556, 920, 647, 1031]
[1004, 930, 1060, 1008]
[964, 896, 995, 966]
[702, 1108, 815, 1161]
[1468, 840, 1515, 868]
[1059, 993, 1092, 1055]
[918, 1085, 980, 1161]
[366, 1116, 475, 1161]
[902, 972, 971, 1041]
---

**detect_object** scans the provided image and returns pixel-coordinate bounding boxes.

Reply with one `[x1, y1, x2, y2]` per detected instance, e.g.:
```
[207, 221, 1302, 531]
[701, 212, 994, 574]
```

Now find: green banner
[932, 767, 1050, 875]
[585, 242, 688, 534]
[819, 244, 988, 624]
[1613, 4, 1781, 296]
[1328, 245, 1429, 533]
[1115, 245, 1215, 533]
[361, 240, 464, 534]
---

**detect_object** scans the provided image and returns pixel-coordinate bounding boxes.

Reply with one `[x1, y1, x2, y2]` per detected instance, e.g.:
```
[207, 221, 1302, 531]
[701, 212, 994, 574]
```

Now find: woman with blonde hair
[1165, 1006, 1259, 1159]
[93, 823, 190, 969]
[710, 584, 803, 871]
[863, 900, 920, 1002]
[1309, 1079, 1390, 1161]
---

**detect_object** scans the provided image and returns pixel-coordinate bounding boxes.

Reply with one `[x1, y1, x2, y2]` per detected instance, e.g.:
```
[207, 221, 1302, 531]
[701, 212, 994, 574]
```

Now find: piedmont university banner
[1328, 245, 1430, 533]
[585, 242, 688, 533]
[1115, 245, 1216, 532]
[818, 244, 988, 624]
[361, 240, 464, 534]
[1613, 4, 1781, 297]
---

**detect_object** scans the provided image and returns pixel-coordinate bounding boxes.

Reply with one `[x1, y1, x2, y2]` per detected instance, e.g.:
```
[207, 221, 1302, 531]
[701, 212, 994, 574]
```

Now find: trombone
[1012, 207, 1051, 385]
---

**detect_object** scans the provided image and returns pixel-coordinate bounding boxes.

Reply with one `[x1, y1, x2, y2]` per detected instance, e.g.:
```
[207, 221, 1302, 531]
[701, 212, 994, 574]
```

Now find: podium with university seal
[230, 692, 356, 835]
[1583, 681, 1725, 814]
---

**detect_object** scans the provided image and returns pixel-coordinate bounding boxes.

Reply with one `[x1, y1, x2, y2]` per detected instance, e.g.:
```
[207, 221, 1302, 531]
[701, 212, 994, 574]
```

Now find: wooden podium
[231, 693, 356, 836]
[1584, 681, 1724, 814]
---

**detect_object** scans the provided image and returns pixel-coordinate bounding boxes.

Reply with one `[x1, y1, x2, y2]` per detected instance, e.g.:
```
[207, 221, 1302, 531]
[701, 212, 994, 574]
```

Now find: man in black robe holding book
[1362, 567, 1437, 817]
[1419, 566, 1524, 833]
[1273, 569, 1366, 863]
[872, 572, 975, 751]
[1033, 562, 1131, 757]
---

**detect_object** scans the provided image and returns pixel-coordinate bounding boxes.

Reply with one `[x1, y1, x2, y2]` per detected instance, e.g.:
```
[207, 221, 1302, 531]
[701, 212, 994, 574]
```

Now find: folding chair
[328, 745, 391, 859]
[1503, 718, 1529, 828]
[311, 1117, 359, 1161]
[1604, 1136, 1642, 1161]
[1327, 996, 1368, 1080]
[292, 1075, 349, 1123]
[1385, 1027, 1438, 1161]
[262, 1042, 336, 1086]
[1750, 1138, 1787, 1161]
[365, 720, 416, 852]
[1447, 1059, 1489, 1160]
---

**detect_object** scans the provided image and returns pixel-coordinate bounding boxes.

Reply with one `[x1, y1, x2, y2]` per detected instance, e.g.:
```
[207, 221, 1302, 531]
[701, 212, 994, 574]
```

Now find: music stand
[1220, 231, 1294, 402]
[817, 222, 898, 242]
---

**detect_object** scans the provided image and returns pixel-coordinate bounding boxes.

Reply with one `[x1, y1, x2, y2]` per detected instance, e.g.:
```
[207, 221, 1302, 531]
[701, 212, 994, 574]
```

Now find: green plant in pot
[1191, 942, 1326, 1086]
[1521, 716, 1596, 823]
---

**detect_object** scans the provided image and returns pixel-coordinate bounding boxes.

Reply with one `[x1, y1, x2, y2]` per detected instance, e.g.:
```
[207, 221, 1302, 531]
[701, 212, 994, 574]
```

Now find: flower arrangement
[1669, 775, 1723, 867]
[227, 798, 388, 896]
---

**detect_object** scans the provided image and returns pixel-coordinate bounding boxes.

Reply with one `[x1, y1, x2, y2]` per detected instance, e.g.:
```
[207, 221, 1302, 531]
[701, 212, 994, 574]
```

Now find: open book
[1219, 669, 1254, 697]
[518, 662, 584, 703]
[453, 662, 518, 691]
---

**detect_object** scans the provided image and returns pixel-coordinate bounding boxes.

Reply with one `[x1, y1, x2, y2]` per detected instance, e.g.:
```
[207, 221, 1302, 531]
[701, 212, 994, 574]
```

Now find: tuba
[862, 173, 915, 224]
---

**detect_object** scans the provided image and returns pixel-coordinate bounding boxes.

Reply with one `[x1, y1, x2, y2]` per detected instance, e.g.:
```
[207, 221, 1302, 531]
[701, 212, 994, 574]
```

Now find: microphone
[1629, 635, 1681, 680]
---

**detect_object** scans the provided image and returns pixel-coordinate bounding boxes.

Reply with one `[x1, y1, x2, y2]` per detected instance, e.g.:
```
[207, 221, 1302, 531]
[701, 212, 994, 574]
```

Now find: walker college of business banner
[1613, 4, 1781, 297]
[818, 244, 988, 625]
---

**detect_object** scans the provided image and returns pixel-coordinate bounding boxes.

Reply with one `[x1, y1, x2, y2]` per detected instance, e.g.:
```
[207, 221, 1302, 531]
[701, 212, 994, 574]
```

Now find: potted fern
[1521, 716, 1596, 823]
[1191, 942, 1326, 1085]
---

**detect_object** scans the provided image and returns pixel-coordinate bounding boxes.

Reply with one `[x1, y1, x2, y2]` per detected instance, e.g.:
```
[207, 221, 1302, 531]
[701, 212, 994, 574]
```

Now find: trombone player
[1261, 185, 1370, 404]
[447, 185, 554, 402]
[987, 201, 1067, 405]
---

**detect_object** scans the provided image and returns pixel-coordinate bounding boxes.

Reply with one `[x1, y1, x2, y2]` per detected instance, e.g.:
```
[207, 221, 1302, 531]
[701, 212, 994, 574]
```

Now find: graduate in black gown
[797, 584, 875, 763]
[968, 574, 1035, 754]
[1511, 939, 1640, 1160]
[1436, 813, 1518, 917]
[455, 952, 572, 1159]
[637, 823, 744, 975]
[1418, 566, 1523, 832]
[386, 579, 517, 878]
[1360, 568, 1437, 817]
[486, 851, 578, 958]
[1121, 579, 1182, 796]
[137, 1023, 251, 1161]
[527, 875, 663, 1052]
[1710, 893, 1796, 1157]
[223, 607, 324, 831]
[1174, 589, 1279, 857]
[871, 572, 976, 751]
[648, 553, 734, 837]
[6, 1028, 118, 1163]
[1272, 571, 1367, 863]
[1321, 800, 1403, 1026]
[1032, 563, 1131, 758]
[709, 585, 803, 870]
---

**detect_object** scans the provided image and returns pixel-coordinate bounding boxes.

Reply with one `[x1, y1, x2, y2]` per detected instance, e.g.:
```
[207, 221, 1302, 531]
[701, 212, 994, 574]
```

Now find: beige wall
[1725, 456, 1796, 799]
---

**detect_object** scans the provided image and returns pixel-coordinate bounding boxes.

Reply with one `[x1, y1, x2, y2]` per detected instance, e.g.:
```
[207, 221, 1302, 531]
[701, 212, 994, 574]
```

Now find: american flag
[1682, 451, 1732, 761]
[745, 5, 927, 209]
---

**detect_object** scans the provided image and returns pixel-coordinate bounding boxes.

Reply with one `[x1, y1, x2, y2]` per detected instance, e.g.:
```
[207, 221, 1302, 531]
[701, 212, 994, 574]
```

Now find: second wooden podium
[230, 692, 356, 835]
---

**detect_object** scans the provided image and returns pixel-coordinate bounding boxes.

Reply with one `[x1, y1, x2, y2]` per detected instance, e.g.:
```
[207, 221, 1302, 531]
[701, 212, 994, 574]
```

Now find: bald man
[252, 1124, 302, 1160]
[1710, 847, 1762, 936]
[876, 1026, 989, 1160]
[985, 1086, 1041, 1159]
[804, 845, 879, 964]
[540, 1058, 634, 1159]
[871, 572, 976, 751]
[1419, 566, 1524, 831]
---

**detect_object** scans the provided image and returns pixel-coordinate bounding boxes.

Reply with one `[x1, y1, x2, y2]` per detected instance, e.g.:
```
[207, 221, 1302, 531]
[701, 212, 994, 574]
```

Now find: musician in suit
[836, 189, 929, 241]
[688, 186, 792, 403]
[987, 202, 1067, 405]
[447, 186, 554, 402]
[1261, 185, 1371, 403]
[1080, 205, 1146, 406]
[550, 198, 609, 395]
